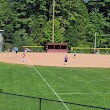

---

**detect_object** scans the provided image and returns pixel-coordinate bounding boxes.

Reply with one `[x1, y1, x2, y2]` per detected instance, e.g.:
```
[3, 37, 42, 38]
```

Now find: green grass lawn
[0, 62, 110, 110]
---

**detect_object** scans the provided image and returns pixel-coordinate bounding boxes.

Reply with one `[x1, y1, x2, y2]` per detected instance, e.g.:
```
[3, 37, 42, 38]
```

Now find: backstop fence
[0, 92, 110, 110]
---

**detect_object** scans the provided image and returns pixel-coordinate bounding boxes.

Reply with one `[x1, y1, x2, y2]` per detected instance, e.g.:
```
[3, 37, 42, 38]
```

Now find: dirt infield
[0, 52, 110, 68]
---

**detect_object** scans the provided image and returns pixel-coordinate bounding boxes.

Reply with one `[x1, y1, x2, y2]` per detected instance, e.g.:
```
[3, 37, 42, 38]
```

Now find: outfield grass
[0, 62, 110, 110]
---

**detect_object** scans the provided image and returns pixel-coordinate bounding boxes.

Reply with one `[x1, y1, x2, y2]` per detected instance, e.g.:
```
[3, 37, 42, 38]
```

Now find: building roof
[47, 43, 68, 45]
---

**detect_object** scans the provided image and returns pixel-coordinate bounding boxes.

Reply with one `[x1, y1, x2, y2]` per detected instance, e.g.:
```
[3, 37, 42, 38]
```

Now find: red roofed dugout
[47, 43, 68, 53]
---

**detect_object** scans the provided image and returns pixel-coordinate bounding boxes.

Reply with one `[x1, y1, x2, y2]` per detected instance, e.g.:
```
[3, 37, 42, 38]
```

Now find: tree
[1, 0, 109, 50]
[86, 0, 110, 47]
[0, 0, 18, 49]
[43, 18, 65, 44]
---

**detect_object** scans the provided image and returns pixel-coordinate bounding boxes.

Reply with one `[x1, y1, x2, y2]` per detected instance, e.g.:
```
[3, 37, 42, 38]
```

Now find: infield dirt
[0, 52, 110, 68]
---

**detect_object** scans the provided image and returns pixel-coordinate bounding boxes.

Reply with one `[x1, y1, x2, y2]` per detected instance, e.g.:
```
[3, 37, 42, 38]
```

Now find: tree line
[0, 0, 110, 50]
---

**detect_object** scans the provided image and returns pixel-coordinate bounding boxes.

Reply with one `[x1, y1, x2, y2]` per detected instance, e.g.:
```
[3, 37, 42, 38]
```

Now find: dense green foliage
[0, 0, 110, 50]
[0, 63, 110, 109]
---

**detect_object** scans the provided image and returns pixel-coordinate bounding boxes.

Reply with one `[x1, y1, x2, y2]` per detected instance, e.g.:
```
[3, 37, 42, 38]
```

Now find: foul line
[25, 56, 70, 110]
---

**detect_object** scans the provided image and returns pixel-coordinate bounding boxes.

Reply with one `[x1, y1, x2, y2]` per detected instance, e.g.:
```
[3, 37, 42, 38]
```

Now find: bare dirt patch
[0, 52, 110, 68]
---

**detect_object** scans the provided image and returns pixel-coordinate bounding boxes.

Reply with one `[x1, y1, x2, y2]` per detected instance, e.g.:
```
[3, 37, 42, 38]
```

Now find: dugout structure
[47, 43, 68, 53]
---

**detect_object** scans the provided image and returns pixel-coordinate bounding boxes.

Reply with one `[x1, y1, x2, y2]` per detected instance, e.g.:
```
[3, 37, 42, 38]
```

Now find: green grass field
[0, 62, 110, 110]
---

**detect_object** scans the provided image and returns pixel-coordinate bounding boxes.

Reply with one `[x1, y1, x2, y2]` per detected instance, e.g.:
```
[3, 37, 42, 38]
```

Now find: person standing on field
[64, 55, 68, 65]
[22, 52, 25, 62]
[15, 47, 18, 54]
[74, 51, 76, 58]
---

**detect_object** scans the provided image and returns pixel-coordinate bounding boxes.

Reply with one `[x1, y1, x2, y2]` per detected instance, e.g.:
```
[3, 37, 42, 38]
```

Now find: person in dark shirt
[64, 55, 68, 65]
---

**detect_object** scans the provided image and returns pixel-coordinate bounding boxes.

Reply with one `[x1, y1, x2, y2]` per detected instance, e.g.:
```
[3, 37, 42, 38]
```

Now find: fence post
[39, 98, 42, 110]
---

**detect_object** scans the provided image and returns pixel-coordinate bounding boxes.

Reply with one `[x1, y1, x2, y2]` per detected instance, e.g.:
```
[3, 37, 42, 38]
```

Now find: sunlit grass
[0, 62, 110, 110]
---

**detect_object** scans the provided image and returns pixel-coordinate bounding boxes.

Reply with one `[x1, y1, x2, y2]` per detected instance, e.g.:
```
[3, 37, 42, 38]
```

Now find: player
[14, 47, 18, 54]
[74, 51, 76, 57]
[64, 55, 68, 65]
[22, 52, 25, 62]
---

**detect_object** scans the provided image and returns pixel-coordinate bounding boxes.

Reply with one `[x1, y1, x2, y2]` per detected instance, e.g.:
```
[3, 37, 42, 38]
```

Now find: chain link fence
[0, 92, 110, 110]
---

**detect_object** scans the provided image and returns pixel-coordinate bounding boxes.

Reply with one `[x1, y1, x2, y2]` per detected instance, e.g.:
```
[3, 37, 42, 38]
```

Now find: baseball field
[0, 52, 110, 110]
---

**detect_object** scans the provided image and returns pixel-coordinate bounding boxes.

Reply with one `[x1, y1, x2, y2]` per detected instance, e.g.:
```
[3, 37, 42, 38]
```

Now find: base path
[0, 52, 110, 68]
